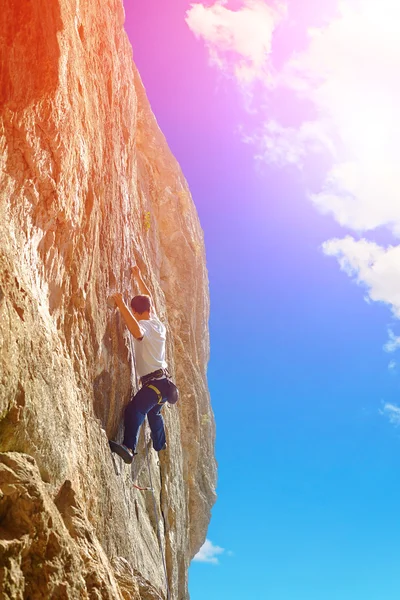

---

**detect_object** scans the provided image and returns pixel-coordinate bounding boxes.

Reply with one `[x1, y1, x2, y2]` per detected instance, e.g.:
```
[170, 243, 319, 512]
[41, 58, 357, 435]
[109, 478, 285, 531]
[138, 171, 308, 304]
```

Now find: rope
[128, 331, 140, 390]
[145, 440, 171, 600]
[132, 483, 152, 492]
[127, 329, 171, 600]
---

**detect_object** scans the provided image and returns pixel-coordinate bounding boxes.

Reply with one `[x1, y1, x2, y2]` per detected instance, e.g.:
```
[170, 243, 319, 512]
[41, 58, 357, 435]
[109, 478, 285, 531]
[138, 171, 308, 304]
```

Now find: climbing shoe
[159, 443, 167, 452]
[109, 440, 135, 464]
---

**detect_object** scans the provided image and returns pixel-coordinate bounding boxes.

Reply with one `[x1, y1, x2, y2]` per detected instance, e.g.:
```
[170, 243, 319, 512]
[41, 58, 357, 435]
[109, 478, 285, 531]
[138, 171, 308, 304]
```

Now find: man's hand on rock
[131, 264, 151, 297]
[131, 265, 141, 279]
[112, 292, 124, 308]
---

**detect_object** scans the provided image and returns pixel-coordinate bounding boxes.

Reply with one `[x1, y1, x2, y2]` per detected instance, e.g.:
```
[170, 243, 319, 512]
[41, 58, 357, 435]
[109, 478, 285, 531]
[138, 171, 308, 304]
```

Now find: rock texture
[0, 1, 216, 598]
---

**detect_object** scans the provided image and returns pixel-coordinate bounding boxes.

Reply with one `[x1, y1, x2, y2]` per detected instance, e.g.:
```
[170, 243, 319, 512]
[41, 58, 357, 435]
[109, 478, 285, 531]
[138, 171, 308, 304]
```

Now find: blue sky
[124, 1, 400, 598]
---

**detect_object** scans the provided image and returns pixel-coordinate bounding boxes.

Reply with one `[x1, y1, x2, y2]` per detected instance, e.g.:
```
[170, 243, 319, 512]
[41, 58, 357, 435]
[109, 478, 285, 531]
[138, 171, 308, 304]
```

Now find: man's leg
[147, 402, 167, 451]
[123, 386, 159, 452]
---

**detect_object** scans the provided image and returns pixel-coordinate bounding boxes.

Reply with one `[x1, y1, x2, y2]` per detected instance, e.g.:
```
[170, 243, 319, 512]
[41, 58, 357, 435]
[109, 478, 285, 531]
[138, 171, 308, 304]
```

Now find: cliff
[0, 1, 217, 598]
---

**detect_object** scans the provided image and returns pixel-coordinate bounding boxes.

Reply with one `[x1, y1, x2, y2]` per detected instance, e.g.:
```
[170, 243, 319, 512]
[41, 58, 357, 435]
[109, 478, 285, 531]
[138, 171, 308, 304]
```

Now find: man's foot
[158, 443, 167, 452]
[109, 440, 135, 464]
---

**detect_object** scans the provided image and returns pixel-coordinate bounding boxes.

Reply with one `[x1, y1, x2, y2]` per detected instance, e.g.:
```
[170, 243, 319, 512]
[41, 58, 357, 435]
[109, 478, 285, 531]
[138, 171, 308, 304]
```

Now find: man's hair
[131, 295, 151, 315]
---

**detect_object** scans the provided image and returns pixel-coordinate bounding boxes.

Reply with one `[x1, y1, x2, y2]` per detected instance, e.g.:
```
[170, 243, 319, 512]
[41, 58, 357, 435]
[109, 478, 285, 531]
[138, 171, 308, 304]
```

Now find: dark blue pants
[123, 378, 169, 452]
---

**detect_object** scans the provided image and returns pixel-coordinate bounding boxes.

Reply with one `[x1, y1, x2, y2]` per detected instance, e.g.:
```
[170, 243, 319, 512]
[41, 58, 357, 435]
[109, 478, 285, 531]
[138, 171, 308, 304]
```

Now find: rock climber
[109, 265, 174, 464]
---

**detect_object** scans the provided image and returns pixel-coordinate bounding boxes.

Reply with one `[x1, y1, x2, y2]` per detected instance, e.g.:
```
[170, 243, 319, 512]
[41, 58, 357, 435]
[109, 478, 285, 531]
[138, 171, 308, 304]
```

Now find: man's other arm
[113, 293, 144, 339]
[131, 266, 153, 301]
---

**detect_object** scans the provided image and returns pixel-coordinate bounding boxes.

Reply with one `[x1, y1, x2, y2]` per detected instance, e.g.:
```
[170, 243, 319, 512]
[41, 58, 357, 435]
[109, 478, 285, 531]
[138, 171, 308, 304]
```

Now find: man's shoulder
[150, 312, 165, 325]
[141, 315, 165, 333]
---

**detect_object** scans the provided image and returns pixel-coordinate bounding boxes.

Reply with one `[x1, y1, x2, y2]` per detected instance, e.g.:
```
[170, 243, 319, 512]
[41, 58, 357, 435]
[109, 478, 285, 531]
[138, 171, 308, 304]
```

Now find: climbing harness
[147, 383, 164, 405]
[140, 368, 167, 385]
[140, 368, 180, 405]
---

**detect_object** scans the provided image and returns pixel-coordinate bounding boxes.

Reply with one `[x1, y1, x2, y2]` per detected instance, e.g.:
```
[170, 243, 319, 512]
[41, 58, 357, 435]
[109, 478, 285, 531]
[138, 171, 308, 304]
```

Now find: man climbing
[109, 265, 171, 464]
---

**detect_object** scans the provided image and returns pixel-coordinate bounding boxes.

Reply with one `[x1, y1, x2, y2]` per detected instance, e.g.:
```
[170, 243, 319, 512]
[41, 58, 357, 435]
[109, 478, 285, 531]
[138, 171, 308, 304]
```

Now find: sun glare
[342, 98, 397, 165]
[361, 0, 400, 30]
[314, 1, 400, 168]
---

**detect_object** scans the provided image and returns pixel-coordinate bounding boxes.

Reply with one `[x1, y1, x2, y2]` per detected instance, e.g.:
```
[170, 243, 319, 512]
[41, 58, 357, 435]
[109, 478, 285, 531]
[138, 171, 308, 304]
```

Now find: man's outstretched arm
[113, 293, 144, 339]
[131, 266, 153, 300]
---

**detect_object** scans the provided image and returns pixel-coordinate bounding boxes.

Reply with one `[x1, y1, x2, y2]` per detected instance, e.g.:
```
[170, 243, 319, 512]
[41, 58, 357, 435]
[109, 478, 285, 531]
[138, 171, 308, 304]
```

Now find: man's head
[131, 295, 151, 320]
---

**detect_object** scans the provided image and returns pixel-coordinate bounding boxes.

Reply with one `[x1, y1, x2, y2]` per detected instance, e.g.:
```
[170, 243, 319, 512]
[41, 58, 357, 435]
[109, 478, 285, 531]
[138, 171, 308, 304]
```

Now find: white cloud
[247, 118, 336, 167]
[189, 1, 400, 323]
[388, 360, 396, 371]
[382, 403, 400, 426]
[193, 539, 225, 564]
[322, 237, 400, 318]
[384, 330, 400, 353]
[186, 1, 285, 85]
[188, 1, 400, 234]
[270, 1, 400, 235]
[277, 2, 400, 341]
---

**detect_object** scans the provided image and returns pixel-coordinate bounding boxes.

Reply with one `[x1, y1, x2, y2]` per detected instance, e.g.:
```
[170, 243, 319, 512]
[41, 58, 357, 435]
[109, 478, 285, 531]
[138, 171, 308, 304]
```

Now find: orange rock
[0, 0, 216, 597]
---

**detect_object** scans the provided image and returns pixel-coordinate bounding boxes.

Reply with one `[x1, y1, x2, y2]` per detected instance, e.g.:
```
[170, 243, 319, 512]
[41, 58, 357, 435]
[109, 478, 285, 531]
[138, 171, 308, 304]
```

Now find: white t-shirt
[133, 313, 168, 378]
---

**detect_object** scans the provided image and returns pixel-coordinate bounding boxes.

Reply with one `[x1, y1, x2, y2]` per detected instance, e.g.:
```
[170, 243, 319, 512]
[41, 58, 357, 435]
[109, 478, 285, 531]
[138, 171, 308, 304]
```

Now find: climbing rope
[127, 328, 171, 600]
[132, 482, 152, 492]
[145, 441, 171, 600]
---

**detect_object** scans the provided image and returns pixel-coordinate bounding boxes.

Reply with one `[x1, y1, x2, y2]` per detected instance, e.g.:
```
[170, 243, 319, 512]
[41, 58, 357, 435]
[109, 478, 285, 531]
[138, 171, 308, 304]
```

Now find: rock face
[0, 1, 217, 598]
